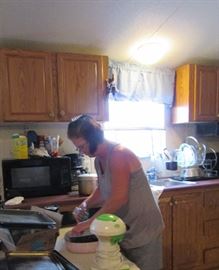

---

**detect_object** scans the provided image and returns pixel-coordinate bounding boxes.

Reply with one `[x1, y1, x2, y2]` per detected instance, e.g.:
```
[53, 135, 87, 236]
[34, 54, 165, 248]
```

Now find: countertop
[4, 178, 219, 214]
[152, 178, 219, 190]
[55, 227, 97, 270]
[55, 227, 139, 270]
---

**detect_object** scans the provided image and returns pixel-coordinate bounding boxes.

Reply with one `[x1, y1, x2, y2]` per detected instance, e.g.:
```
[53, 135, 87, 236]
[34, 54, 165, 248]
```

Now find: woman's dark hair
[67, 114, 104, 154]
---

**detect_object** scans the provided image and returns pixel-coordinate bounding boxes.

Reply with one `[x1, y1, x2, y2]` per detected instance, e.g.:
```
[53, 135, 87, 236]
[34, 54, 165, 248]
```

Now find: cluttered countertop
[3, 177, 219, 213]
[55, 226, 139, 270]
[0, 208, 139, 270]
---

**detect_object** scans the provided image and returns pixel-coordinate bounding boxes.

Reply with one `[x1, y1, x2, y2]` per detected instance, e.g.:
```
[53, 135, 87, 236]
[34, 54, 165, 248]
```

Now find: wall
[0, 122, 96, 199]
[1, 120, 219, 199]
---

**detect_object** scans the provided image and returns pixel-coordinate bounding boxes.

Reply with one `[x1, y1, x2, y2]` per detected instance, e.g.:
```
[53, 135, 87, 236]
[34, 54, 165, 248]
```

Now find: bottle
[12, 134, 28, 159]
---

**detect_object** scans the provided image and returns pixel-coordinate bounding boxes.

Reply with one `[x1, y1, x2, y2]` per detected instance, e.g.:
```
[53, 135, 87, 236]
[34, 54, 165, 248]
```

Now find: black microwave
[2, 157, 72, 200]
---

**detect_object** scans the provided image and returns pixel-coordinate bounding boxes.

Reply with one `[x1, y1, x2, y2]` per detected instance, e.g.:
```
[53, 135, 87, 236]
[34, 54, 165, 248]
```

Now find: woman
[67, 114, 164, 270]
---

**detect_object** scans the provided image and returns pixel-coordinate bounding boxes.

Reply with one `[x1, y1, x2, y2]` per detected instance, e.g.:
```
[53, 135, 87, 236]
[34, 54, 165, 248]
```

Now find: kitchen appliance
[64, 153, 87, 192]
[171, 138, 219, 181]
[78, 174, 98, 196]
[177, 136, 206, 179]
[2, 157, 72, 200]
[90, 213, 137, 270]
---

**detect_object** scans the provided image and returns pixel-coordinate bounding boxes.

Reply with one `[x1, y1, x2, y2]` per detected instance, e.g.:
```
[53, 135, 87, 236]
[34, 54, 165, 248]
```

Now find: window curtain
[108, 60, 175, 106]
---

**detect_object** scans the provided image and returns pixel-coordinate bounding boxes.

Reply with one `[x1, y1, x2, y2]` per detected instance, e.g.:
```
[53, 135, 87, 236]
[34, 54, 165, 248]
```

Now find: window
[103, 100, 166, 158]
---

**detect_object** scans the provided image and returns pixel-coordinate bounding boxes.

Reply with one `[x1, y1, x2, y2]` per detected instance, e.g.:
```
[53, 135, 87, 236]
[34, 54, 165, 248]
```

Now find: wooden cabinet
[159, 197, 172, 270]
[57, 53, 108, 121]
[0, 56, 3, 121]
[0, 48, 108, 122]
[1, 49, 55, 121]
[203, 189, 219, 269]
[172, 64, 219, 123]
[159, 191, 203, 270]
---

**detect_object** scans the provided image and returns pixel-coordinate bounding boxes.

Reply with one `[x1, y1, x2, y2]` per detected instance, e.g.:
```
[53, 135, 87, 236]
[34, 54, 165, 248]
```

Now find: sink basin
[150, 178, 196, 187]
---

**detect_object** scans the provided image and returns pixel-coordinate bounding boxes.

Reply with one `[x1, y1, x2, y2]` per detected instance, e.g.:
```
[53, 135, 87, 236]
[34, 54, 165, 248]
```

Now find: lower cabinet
[160, 187, 219, 270]
[203, 189, 219, 269]
[159, 197, 172, 270]
[159, 190, 204, 270]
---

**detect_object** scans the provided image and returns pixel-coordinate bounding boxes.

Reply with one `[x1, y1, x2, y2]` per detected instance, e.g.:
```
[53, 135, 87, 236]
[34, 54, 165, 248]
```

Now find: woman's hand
[72, 201, 89, 223]
[71, 219, 91, 235]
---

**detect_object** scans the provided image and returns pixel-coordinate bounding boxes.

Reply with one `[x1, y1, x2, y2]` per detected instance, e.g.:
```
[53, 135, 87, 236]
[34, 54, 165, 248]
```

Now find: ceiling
[0, 0, 219, 69]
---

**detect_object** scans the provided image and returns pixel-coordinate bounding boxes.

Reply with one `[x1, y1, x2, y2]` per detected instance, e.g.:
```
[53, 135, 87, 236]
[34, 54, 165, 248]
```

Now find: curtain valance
[108, 60, 175, 106]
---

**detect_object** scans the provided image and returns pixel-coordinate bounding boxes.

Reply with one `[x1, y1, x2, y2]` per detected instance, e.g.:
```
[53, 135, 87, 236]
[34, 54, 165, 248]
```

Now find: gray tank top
[95, 143, 164, 249]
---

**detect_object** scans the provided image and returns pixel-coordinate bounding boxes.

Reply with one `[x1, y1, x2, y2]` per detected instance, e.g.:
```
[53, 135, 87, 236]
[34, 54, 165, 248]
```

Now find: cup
[166, 161, 178, 171]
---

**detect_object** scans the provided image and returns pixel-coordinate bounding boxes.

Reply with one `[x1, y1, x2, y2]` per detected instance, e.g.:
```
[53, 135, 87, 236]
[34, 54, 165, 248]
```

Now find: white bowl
[64, 230, 98, 254]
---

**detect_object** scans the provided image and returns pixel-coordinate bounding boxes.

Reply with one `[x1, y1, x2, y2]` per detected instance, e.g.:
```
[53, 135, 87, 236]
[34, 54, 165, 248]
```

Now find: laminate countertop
[55, 227, 139, 270]
[150, 178, 219, 191]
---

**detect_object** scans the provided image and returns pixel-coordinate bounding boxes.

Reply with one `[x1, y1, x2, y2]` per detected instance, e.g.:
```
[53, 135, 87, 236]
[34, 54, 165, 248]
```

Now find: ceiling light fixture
[131, 37, 171, 65]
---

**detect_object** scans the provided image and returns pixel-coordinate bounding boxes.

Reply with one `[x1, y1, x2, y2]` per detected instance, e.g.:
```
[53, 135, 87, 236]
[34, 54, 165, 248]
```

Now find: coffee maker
[64, 153, 87, 191]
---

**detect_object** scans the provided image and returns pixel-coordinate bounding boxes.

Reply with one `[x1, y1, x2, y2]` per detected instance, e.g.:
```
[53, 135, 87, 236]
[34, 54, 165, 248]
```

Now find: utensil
[163, 148, 172, 160]
[166, 161, 178, 171]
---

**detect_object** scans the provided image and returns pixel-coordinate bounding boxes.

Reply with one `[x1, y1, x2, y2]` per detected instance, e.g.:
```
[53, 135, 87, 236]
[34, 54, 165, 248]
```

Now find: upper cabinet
[57, 53, 108, 121]
[1, 49, 54, 121]
[0, 48, 108, 122]
[172, 64, 219, 124]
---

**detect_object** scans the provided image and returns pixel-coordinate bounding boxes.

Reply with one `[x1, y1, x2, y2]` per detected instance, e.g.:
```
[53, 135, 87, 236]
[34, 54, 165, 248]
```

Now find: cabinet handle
[60, 110, 66, 117]
[169, 202, 174, 206]
[174, 200, 178, 205]
[217, 114, 219, 117]
[48, 112, 55, 118]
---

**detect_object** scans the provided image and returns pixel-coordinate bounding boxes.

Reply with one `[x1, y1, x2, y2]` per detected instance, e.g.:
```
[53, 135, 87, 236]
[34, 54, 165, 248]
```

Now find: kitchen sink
[150, 178, 196, 187]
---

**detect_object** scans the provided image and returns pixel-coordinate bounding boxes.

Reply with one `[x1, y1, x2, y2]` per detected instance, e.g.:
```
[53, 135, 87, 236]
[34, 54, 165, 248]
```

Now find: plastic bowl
[64, 230, 98, 254]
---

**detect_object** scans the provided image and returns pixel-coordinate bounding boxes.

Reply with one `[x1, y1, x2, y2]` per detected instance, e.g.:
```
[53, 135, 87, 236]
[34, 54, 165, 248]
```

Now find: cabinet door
[159, 197, 172, 270]
[172, 192, 203, 270]
[195, 65, 219, 121]
[1, 49, 55, 121]
[57, 53, 108, 121]
[172, 64, 219, 123]
[172, 64, 191, 123]
[0, 56, 3, 121]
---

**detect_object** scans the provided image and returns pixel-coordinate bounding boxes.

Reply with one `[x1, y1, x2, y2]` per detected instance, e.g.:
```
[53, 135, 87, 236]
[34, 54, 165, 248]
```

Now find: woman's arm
[83, 187, 103, 209]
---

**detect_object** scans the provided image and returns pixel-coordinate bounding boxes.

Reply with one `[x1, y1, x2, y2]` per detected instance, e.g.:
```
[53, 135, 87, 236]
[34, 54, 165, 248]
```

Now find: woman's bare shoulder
[110, 145, 141, 170]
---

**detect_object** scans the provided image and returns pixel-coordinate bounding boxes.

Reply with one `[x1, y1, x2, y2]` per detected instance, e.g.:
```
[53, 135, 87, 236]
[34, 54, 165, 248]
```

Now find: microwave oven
[2, 157, 72, 200]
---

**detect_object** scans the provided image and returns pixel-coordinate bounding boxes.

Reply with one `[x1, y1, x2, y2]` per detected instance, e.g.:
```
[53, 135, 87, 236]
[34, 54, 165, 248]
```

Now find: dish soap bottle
[12, 133, 28, 159]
